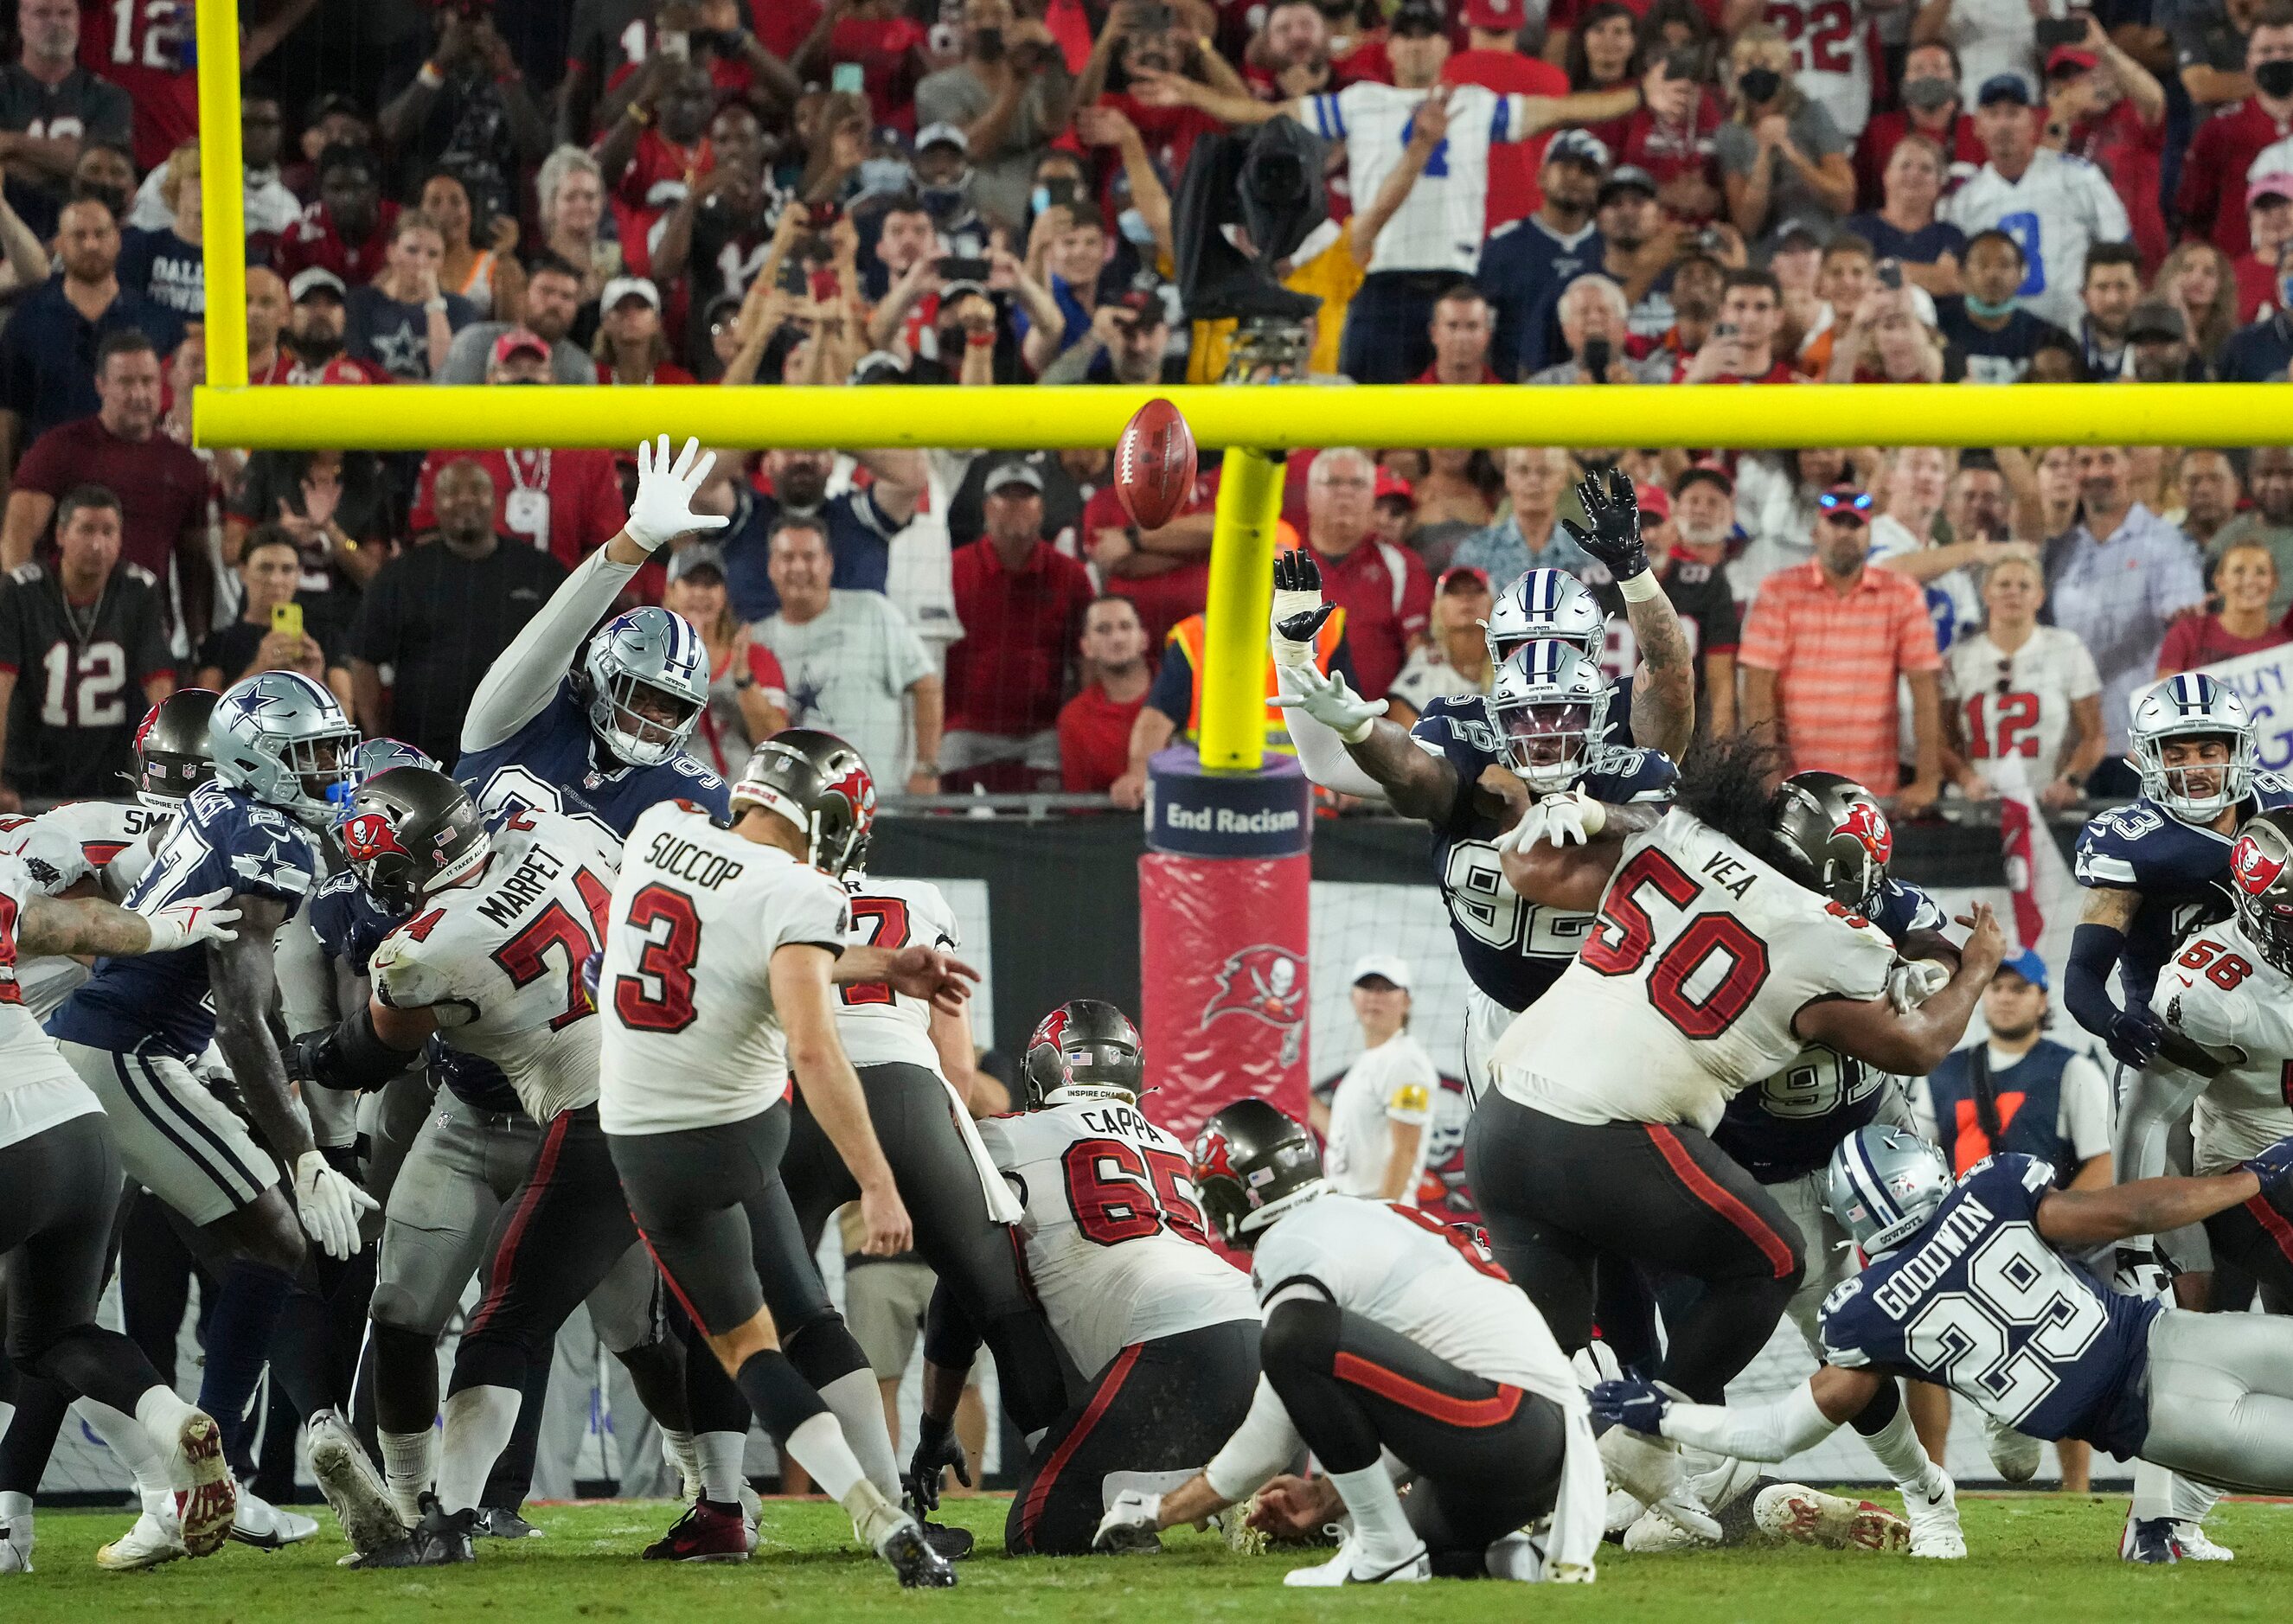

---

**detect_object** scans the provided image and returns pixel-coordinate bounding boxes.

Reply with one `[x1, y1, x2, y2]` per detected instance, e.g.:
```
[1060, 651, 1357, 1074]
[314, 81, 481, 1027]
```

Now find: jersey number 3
[1581, 847, 1771, 1038]
[612, 884, 703, 1033]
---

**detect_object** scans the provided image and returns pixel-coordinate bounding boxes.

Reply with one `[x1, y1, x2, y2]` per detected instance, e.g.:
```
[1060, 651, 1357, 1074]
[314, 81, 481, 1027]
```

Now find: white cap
[1351, 953, 1412, 991]
[600, 275, 661, 312]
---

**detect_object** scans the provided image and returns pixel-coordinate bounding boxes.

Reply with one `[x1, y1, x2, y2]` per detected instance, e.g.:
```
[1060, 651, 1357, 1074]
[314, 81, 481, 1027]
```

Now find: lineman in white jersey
[1942, 87, 2131, 331]
[290, 770, 691, 1568]
[1093, 1099, 1604, 1585]
[598, 732, 966, 1587]
[1469, 736, 2001, 1531]
[911, 1001, 1258, 1556]
[0, 849, 242, 1576]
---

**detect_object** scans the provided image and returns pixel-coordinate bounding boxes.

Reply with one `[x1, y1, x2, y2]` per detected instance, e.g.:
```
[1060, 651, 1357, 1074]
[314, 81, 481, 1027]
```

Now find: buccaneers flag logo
[1202, 945, 1306, 1066]
[343, 812, 407, 865]
[2233, 832, 2285, 897]
[1835, 798, 1893, 867]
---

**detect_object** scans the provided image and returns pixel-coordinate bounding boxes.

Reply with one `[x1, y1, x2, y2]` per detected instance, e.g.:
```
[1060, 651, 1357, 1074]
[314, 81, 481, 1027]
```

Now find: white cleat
[1604, 1487, 1645, 1538]
[229, 1486, 320, 1549]
[1904, 1468, 1967, 1560]
[1623, 1507, 1719, 1552]
[0, 1523, 28, 1574]
[96, 1509, 188, 1572]
[1283, 1531, 1431, 1587]
[1982, 1413, 2043, 1484]
[307, 1413, 407, 1556]
[1752, 1483, 1909, 1552]
[2174, 1522, 2235, 1561]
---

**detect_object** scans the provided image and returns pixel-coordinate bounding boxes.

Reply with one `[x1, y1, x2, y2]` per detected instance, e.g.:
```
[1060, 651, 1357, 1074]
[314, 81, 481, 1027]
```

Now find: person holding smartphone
[195, 526, 354, 711]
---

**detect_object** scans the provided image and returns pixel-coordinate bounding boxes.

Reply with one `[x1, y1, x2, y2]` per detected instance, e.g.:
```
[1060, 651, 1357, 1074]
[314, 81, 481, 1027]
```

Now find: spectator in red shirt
[1300, 446, 1433, 701]
[1416, 284, 1501, 383]
[1853, 42, 1986, 209]
[2234, 172, 2293, 319]
[1243, 2, 1335, 99]
[2044, 31, 2168, 272]
[2175, 3, 2293, 259]
[1079, 8, 1224, 189]
[1677, 266, 1799, 381]
[1, 329, 208, 632]
[77, 0, 195, 172]
[1616, 43, 1726, 225]
[942, 458, 1097, 791]
[592, 57, 719, 279]
[1058, 595, 1154, 793]
[794, 0, 927, 131]
[407, 330, 628, 574]
[593, 277, 697, 384]
[1444, 0, 1572, 229]
[275, 144, 398, 286]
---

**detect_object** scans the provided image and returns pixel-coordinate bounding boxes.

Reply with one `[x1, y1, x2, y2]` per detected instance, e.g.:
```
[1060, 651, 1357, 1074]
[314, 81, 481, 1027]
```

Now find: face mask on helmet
[586, 611, 708, 767]
[1496, 698, 1595, 791]
[2131, 675, 2255, 825]
[1827, 1125, 1951, 1256]
[210, 674, 361, 828]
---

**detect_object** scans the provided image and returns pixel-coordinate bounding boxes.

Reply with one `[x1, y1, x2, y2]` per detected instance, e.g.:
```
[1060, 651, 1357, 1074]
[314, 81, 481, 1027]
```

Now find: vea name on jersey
[2074, 776, 2293, 1006]
[1409, 691, 1676, 1013]
[457, 680, 730, 844]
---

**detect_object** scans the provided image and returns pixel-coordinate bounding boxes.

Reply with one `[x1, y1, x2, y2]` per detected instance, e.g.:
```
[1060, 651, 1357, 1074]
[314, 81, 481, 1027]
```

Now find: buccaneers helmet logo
[1835, 799, 1893, 867]
[1193, 1124, 1240, 1189]
[343, 812, 406, 864]
[1202, 945, 1306, 1066]
[2233, 832, 2284, 897]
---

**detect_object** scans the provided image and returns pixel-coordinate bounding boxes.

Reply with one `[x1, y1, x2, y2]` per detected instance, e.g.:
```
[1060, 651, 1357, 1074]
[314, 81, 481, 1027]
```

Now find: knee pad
[1259, 1297, 1342, 1379]
[782, 1311, 870, 1391]
[368, 1273, 455, 1342]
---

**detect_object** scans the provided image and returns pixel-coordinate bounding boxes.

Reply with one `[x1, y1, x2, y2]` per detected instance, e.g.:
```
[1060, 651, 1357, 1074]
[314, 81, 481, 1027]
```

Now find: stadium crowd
[0, 0, 2285, 814]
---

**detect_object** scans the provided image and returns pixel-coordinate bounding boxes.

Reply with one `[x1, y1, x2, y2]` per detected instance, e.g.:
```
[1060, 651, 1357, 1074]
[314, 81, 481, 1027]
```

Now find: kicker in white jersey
[597, 797, 852, 1136]
[0, 852, 108, 1152]
[368, 807, 618, 1124]
[1491, 808, 1897, 1132]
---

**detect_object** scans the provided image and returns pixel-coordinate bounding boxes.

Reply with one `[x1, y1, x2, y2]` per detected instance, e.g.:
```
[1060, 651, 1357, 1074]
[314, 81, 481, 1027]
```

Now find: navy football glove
[1560, 467, 1649, 580]
[2245, 1135, 2293, 1192]
[1272, 547, 1335, 643]
[1588, 1378, 1673, 1435]
[2106, 1007, 2164, 1070]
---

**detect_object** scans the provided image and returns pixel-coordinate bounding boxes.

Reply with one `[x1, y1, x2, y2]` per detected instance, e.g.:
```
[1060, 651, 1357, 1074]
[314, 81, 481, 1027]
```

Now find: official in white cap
[1322, 955, 1439, 1202]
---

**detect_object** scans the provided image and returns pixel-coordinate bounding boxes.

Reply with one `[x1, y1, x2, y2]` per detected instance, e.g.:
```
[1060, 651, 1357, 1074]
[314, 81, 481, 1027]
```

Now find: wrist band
[1618, 570, 1662, 603]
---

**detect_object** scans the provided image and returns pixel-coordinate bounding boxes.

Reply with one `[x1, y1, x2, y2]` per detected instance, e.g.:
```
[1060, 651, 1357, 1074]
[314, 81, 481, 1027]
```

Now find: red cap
[2044, 45, 2100, 74]
[1438, 564, 1491, 593]
[1463, 0, 1525, 27]
[316, 357, 368, 387]
[1634, 482, 1672, 521]
[490, 326, 550, 368]
[1374, 466, 1415, 503]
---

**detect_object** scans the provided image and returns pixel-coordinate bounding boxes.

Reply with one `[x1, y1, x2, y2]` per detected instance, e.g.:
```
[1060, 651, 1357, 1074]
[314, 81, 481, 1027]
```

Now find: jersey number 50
[1580, 847, 1771, 1038]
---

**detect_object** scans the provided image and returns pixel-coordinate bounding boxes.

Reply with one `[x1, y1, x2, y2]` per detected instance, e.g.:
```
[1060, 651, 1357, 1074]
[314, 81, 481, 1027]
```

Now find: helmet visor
[1498, 699, 1593, 783]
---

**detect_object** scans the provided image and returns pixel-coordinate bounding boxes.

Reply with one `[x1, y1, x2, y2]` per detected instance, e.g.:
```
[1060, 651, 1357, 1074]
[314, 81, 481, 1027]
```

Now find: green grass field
[9, 1492, 2293, 1623]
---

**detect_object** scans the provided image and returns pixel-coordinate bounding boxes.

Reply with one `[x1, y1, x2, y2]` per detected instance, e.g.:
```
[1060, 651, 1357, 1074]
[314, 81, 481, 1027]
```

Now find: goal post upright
[194, 0, 247, 387]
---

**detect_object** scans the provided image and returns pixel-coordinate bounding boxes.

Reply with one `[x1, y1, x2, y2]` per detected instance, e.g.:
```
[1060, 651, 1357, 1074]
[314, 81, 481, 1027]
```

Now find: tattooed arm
[1626, 587, 1696, 762]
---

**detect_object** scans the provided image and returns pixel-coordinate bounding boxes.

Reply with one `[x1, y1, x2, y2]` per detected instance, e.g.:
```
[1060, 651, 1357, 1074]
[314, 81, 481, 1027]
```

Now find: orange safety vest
[1168, 608, 1346, 753]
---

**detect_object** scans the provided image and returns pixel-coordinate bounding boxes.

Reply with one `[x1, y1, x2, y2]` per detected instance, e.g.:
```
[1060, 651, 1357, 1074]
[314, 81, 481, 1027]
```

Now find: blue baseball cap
[1995, 947, 2047, 991]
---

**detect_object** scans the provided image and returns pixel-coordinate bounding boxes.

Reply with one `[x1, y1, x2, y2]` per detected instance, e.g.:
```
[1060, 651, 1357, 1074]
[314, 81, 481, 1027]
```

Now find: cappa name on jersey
[1078, 1103, 1155, 1138]
[643, 832, 746, 890]
[477, 842, 571, 927]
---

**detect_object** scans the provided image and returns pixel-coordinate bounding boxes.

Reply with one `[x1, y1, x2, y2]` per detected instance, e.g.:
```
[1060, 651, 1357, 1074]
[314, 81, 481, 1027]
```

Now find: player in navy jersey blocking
[1592, 1125, 2293, 1560]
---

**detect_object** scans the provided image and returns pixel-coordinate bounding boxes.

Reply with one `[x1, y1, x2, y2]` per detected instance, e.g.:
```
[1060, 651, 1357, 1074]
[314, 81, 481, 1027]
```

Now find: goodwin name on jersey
[979, 1097, 1252, 1381]
[1410, 693, 1677, 1014]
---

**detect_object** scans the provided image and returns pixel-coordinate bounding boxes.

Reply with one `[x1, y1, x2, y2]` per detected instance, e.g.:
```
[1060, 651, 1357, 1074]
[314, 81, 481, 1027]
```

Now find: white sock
[2170, 1474, 2220, 1525]
[2131, 1459, 2177, 1521]
[696, 1430, 746, 1504]
[1329, 1464, 1419, 1564]
[783, 1410, 868, 1505]
[128, 1386, 200, 1492]
[660, 1428, 701, 1499]
[435, 1385, 522, 1515]
[0, 1490, 31, 1551]
[1858, 1397, 1935, 1493]
[1485, 1529, 1544, 1581]
[378, 1429, 437, 1524]
[817, 1369, 900, 1499]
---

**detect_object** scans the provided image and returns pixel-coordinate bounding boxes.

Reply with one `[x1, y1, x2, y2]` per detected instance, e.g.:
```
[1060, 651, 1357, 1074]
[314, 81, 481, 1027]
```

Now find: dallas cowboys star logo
[227, 688, 283, 725]
[370, 323, 428, 376]
[787, 671, 828, 725]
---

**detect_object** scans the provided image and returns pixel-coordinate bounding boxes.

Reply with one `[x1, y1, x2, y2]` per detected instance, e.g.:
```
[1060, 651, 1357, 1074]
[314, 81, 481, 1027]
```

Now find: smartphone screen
[831, 61, 865, 96]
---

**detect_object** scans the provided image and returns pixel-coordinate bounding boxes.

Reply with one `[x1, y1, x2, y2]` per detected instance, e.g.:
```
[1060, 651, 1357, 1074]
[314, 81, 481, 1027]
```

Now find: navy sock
[733, 1349, 826, 1450]
[197, 1258, 296, 1467]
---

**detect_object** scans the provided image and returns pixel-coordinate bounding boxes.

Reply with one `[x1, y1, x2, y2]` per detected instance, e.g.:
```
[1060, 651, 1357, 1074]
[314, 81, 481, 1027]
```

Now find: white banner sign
[2200, 643, 2293, 772]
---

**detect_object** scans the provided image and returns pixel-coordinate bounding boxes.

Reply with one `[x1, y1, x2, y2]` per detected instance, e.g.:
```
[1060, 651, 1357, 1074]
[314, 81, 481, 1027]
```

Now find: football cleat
[471, 1506, 542, 1539]
[1752, 1484, 1909, 1552]
[2120, 1514, 2181, 1563]
[881, 1520, 958, 1589]
[1623, 1508, 1718, 1552]
[97, 1509, 186, 1571]
[642, 1499, 749, 1563]
[307, 1412, 404, 1556]
[919, 1516, 974, 1561]
[1282, 1532, 1431, 1587]
[1903, 1467, 1966, 1559]
[2173, 1522, 2234, 1561]
[1982, 1414, 2043, 1484]
[171, 1410, 235, 1558]
[228, 1486, 318, 1550]
[0, 1530, 24, 1574]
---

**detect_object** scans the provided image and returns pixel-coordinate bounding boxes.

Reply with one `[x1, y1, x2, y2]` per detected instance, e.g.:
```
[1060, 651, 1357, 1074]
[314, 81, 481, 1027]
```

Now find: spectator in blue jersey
[1933, 228, 2071, 382]
[117, 141, 203, 320]
[1843, 134, 1965, 297]
[0, 195, 183, 456]
[717, 447, 929, 623]
[1477, 127, 1611, 379]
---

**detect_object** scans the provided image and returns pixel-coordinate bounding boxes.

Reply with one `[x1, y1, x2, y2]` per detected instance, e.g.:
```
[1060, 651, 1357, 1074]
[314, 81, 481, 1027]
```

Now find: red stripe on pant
[1019, 1342, 1142, 1545]
[1332, 1351, 1524, 1429]
[2245, 1193, 2293, 1267]
[467, 1110, 573, 1335]
[1644, 1123, 1797, 1280]
[636, 1226, 714, 1335]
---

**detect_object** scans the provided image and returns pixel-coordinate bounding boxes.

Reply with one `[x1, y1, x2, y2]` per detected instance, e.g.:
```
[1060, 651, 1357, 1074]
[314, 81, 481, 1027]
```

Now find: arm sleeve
[274, 915, 340, 1038]
[2059, 1053, 2119, 1166]
[1275, 662, 1387, 798]
[1659, 1384, 1839, 1463]
[1201, 1375, 1304, 1504]
[2065, 919, 2131, 1039]
[460, 544, 643, 752]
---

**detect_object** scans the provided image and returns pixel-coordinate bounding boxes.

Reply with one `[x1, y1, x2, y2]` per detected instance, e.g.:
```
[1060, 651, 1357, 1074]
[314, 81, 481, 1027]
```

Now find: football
[1112, 397, 1199, 530]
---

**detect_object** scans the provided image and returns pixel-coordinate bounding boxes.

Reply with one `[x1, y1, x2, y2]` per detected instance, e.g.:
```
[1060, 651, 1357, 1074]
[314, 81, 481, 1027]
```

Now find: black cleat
[471, 1506, 542, 1540]
[884, 1522, 958, 1588]
[919, 1518, 974, 1561]
[406, 1493, 477, 1566]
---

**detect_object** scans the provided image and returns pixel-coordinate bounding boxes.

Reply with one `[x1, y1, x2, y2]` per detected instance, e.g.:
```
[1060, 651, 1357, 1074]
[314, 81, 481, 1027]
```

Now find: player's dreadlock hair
[1670, 728, 1795, 875]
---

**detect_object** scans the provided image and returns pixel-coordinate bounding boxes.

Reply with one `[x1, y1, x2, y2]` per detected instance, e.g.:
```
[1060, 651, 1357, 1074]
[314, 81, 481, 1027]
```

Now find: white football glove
[1496, 790, 1606, 854]
[624, 435, 733, 551]
[1887, 958, 1950, 1013]
[1093, 1488, 1163, 1551]
[292, 1149, 378, 1262]
[134, 886, 242, 953]
[1271, 665, 1387, 745]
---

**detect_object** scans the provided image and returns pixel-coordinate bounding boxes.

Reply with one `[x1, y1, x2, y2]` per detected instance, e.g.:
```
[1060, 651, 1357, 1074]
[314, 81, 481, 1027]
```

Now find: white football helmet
[208, 671, 360, 828]
[2129, 672, 2254, 824]
[1827, 1125, 1953, 1257]
[1484, 568, 1604, 668]
[583, 607, 710, 767]
[1489, 639, 1611, 794]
